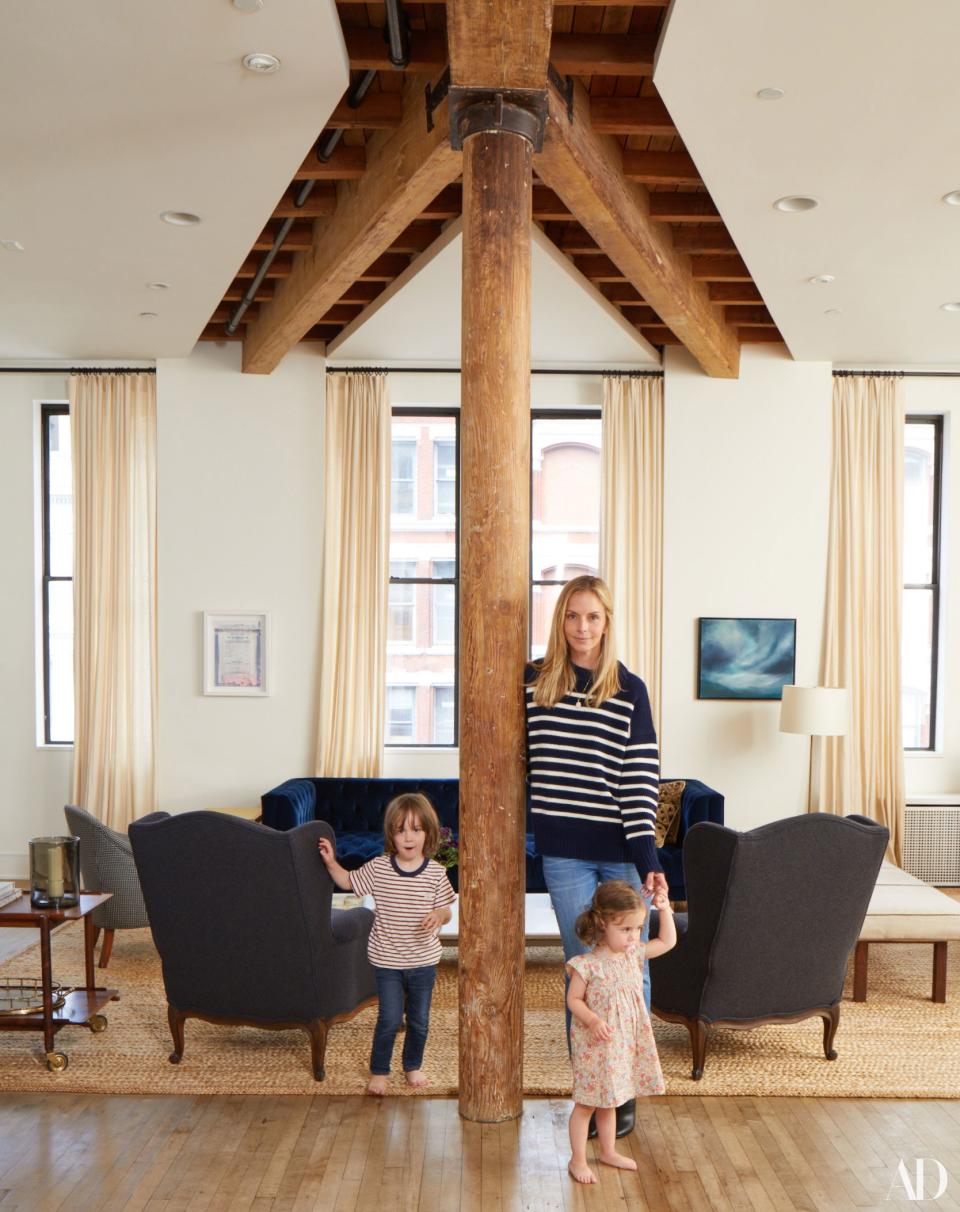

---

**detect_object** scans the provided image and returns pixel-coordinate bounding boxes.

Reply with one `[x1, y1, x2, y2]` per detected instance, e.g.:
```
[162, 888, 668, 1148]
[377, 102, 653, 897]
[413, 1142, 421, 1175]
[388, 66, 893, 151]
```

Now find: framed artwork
[697, 617, 796, 701]
[203, 611, 270, 696]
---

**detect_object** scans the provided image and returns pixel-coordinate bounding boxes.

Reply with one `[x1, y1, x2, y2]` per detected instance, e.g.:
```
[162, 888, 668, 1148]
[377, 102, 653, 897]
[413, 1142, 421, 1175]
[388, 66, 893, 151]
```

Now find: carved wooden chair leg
[822, 1004, 840, 1060]
[98, 928, 115, 969]
[688, 1017, 710, 1080]
[168, 1004, 186, 1065]
[852, 940, 868, 1001]
[307, 1019, 328, 1081]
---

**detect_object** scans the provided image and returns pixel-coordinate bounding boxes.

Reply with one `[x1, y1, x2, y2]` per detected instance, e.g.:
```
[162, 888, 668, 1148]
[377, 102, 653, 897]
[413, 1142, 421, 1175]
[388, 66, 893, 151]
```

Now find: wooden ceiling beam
[235, 255, 293, 278]
[648, 193, 721, 222]
[739, 328, 785, 343]
[709, 282, 764, 304]
[639, 325, 682, 345]
[253, 222, 314, 253]
[344, 29, 447, 72]
[690, 256, 751, 281]
[272, 185, 337, 219]
[572, 254, 627, 281]
[536, 77, 739, 377]
[599, 283, 645, 304]
[242, 75, 460, 373]
[388, 222, 444, 254]
[421, 186, 462, 219]
[447, 0, 553, 89]
[556, 230, 602, 254]
[622, 151, 701, 185]
[293, 144, 366, 180]
[671, 228, 738, 255]
[725, 305, 774, 327]
[328, 94, 403, 130]
[589, 97, 676, 136]
[551, 33, 656, 76]
[338, 282, 386, 305]
[224, 282, 275, 302]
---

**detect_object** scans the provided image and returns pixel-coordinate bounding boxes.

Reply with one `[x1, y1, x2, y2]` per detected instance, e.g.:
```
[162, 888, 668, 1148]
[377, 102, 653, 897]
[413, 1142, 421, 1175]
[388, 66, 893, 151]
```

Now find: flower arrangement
[434, 826, 459, 870]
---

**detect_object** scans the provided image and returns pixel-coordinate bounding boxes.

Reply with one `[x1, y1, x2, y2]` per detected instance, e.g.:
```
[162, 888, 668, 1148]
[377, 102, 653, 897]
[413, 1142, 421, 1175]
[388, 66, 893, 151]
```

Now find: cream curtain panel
[818, 373, 905, 863]
[70, 373, 158, 831]
[316, 372, 391, 776]
[600, 373, 664, 732]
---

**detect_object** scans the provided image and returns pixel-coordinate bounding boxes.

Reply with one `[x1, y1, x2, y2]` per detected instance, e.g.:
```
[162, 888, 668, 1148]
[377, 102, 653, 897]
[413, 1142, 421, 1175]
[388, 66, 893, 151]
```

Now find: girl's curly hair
[574, 880, 646, 947]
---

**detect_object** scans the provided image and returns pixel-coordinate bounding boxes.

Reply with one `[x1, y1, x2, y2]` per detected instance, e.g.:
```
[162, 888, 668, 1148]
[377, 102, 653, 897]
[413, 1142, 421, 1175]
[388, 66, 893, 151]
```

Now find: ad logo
[888, 1159, 949, 1202]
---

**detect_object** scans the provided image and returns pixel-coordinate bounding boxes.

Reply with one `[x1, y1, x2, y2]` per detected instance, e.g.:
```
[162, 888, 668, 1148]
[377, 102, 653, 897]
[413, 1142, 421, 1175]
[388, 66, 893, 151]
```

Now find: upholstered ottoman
[853, 861, 960, 1003]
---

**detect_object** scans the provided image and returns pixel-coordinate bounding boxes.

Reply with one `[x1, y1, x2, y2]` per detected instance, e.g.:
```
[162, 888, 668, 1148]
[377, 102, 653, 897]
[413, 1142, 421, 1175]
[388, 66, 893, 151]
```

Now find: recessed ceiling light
[773, 195, 819, 212]
[242, 52, 281, 73]
[1, 239, 25, 252]
[139, 312, 158, 319]
[809, 274, 835, 285]
[942, 190, 960, 207]
[233, 0, 263, 10]
[146, 282, 169, 291]
[160, 211, 201, 226]
[824, 309, 842, 317]
[756, 87, 785, 101]
[940, 301, 960, 312]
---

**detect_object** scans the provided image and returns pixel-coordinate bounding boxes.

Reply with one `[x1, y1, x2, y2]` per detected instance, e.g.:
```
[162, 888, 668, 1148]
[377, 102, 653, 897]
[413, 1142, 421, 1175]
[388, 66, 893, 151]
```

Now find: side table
[0, 892, 118, 1071]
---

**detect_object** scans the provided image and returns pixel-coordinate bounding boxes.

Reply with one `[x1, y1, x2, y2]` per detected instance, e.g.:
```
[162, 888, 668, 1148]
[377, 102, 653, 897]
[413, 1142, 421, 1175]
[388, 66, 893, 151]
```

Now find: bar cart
[0, 892, 117, 1071]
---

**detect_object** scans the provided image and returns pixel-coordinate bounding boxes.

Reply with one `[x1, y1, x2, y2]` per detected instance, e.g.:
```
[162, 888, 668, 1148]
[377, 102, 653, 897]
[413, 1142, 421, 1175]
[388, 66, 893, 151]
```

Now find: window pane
[47, 413, 73, 577]
[434, 440, 456, 516]
[531, 418, 601, 583]
[903, 422, 935, 585]
[391, 440, 416, 515]
[386, 686, 416, 741]
[433, 686, 455, 744]
[902, 588, 933, 749]
[530, 582, 564, 659]
[388, 414, 458, 745]
[47, 579, 74, 744]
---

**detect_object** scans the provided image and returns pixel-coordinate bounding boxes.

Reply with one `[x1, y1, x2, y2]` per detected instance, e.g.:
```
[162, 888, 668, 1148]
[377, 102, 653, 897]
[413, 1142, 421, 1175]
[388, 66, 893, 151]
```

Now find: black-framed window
[902, 415, 943, 751]
[529, 409, 602, 658]
[387, 409, 459, 746]
[41, 404, 74, 745]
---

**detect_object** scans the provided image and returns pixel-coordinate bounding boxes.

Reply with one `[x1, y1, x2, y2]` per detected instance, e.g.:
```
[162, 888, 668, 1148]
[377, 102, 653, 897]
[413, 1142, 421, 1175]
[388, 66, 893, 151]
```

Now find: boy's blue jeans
[542, 855, 652, 1042]
[370, 965, 437, 1075]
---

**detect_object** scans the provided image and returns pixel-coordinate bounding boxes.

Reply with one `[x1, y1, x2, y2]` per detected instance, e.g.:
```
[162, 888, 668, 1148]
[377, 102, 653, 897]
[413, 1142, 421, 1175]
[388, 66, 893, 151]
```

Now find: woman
[525, 575, 667, 1138]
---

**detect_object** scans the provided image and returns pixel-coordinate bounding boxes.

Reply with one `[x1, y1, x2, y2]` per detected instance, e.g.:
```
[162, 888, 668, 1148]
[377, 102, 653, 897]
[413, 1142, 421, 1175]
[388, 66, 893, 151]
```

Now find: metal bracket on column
[424, 66, 451, 134]
[547, 64, 574, 123]
[448, 86, 549, 151]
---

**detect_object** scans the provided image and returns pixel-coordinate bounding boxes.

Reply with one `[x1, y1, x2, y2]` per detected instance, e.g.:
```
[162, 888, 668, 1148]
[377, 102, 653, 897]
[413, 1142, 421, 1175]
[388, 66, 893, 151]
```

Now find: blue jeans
[542, 855, 652, 1042]
[370, 965, 437, 1075]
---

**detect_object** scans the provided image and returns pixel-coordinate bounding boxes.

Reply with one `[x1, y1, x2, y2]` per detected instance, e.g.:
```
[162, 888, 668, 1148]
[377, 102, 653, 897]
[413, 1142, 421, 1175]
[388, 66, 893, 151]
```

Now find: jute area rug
[0, 928, 956, 1097]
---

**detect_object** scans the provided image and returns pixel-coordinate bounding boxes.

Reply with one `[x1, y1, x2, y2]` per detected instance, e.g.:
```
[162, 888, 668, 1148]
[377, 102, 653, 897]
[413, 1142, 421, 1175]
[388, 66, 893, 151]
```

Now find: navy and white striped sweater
[525, 661, 661, 875]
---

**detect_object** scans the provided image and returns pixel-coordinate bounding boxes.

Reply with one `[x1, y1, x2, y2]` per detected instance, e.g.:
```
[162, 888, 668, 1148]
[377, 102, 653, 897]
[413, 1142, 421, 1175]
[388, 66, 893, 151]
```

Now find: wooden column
[458, 127, 532, 1123]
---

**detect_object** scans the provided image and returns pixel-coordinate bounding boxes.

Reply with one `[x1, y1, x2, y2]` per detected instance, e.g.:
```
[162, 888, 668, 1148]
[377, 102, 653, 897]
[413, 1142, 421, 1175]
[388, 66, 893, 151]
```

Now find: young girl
[318, 793, 456, 1095]
[565, 880, 677, 1184]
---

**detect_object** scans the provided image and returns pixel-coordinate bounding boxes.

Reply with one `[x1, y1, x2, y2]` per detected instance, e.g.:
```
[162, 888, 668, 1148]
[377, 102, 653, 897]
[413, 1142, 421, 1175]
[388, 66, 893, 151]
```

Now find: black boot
[587, 1099, 635, 1139]
[615, 1099, 636, 1138]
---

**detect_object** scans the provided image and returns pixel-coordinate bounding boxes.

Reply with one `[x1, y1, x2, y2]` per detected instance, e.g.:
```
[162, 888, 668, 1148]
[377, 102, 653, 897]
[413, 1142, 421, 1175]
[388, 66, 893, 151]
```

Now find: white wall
[0, 373, 74, 877]
[902, 376, 960, 794]
[660, 346, 834, 829]
[156, 343, 327, 812]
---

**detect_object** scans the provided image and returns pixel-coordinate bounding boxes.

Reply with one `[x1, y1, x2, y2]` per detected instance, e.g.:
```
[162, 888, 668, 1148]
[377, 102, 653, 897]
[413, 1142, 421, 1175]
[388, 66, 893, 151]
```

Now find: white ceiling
[329, 220, 660, 369]
[0, 1, 347, 361]
[655, 0, 960, 366]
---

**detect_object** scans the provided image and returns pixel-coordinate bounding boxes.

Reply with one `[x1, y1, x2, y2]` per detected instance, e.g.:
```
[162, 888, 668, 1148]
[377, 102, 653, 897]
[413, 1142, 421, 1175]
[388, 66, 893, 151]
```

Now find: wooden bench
[854, 861, 960, 1003]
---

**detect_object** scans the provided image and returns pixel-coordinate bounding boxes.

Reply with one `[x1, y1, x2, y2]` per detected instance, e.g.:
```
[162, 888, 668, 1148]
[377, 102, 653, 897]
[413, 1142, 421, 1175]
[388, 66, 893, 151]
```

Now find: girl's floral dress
[567, 944, 665, 1106]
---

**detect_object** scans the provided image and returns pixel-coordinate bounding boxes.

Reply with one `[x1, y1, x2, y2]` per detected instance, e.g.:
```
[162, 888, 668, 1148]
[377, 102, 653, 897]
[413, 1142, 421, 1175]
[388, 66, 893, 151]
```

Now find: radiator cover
[903, 802, 960, 886]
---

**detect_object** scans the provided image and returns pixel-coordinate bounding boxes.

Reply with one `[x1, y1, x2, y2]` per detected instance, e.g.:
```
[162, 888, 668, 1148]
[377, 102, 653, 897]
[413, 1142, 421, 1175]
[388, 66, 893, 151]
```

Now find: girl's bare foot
[568, 1161, 597, 1184]
[598, 1150, 637, 1171]
[366, 1075, 389, 1096]
[404, 1069, 429, 1088]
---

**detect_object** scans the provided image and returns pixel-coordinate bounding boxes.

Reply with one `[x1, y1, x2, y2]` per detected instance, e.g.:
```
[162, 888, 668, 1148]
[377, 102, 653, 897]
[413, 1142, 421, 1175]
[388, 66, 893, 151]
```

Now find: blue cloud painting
[698, 617, 796, 700]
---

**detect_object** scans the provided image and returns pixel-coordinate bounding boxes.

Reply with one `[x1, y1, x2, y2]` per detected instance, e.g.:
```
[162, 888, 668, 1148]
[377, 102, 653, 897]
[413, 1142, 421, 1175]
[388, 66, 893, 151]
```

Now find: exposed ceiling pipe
[225, 4, 409, 338]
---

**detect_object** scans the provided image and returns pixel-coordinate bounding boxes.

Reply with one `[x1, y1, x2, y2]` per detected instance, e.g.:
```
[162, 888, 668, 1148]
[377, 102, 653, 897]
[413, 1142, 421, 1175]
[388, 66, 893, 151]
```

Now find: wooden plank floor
[0, 1095, 957, 1211]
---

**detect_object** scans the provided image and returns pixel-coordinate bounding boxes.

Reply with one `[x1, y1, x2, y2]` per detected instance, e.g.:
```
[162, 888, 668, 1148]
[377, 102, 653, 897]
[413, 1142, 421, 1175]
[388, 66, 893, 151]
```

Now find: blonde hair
[575, 881, 646, 947]
[529, 575, 621, 708]
[382, 793, 441, 859]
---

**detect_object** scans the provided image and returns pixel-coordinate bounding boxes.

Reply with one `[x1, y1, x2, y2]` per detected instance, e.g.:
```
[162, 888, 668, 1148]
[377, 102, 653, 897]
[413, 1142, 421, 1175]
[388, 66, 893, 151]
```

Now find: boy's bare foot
[598, 1150, 637, 1171]
[366, 1075, 389, 1096]
[568, 1161, 597, 1184]
[404, 1069, 429, 1088]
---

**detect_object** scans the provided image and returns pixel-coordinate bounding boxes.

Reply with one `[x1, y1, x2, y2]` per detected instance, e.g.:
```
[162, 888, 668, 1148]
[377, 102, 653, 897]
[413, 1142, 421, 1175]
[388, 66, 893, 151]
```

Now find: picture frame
[203, 611, 270, 696]
[697, 617, 796, 701]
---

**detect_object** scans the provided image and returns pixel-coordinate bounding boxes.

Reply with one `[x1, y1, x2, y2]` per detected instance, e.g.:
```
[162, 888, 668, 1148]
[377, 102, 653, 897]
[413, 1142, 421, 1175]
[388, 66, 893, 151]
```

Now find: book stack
[0, 880, 22, 908]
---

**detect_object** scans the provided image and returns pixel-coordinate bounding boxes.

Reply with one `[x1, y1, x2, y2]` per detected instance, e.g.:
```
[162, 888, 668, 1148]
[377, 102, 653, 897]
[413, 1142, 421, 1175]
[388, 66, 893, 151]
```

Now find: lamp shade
[779, 686, 849, 736]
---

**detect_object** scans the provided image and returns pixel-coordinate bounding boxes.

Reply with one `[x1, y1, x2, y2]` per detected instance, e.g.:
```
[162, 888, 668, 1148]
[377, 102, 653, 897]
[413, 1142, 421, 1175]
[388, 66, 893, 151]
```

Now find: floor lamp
[779, 686, 849, 812]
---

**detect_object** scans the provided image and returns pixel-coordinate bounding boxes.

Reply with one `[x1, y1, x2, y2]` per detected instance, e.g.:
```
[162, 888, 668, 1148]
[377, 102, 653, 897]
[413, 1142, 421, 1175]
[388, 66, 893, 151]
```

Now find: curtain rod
[325, 366, 663, 377]
[0, 367, 156, 375]
[833, 370, 960, 379]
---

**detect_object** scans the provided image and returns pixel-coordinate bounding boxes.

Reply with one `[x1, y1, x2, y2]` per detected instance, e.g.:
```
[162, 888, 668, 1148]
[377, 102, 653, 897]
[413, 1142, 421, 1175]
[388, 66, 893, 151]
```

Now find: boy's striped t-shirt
[349, 854, 457, 969]
[525, 661, 661, 875]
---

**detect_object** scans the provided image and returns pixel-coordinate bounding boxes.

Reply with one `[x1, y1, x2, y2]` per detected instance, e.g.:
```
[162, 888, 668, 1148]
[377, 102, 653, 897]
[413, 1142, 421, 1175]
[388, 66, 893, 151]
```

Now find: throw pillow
[655, 780, 686, 847]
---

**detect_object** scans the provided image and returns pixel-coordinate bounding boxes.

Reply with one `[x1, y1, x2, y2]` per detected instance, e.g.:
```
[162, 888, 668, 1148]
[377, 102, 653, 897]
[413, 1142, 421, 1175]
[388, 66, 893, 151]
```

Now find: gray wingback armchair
[650, 813, 888, 1079]
[128, 811, 377, 1080]
[64, 804, 150, 968]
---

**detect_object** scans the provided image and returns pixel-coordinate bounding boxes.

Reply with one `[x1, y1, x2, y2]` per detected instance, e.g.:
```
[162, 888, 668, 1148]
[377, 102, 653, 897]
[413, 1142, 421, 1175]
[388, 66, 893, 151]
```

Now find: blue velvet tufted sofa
[260, 776, 723, 900]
